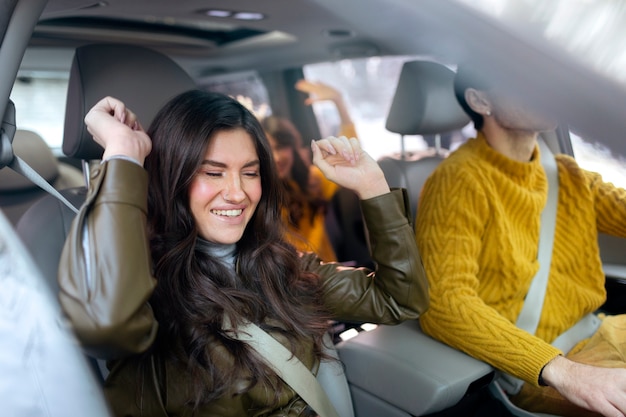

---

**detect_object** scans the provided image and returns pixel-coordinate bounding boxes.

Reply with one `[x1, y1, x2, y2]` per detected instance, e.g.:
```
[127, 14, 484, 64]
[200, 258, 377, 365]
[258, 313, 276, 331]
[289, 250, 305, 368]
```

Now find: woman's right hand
[84, 96, 152, 165]
[311, 136, 390, 200]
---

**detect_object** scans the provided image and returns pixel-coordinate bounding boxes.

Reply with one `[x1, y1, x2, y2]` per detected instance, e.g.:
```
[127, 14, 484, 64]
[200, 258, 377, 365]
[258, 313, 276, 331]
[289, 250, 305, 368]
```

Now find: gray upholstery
[385, 60, 469, 136]
[336, 61, 492, 416]
[63, 43, 196, 160]
[385, 61, 469, 135]
[379, 60, 471, 221]
[0, 129, 83, 225]
[337, 321, 494, 416]
[17, 43, 196, 294]
[377, 155, 443, 222]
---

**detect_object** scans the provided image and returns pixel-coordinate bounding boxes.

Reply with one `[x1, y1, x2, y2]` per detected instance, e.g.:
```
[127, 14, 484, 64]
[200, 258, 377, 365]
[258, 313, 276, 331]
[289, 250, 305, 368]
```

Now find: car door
[0, 1, 111, 415]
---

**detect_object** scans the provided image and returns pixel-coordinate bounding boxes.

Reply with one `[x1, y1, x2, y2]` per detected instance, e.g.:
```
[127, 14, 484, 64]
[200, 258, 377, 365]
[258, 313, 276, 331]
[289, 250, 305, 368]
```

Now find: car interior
[0, 128, 82, 224]
[2, 1, 626, 416]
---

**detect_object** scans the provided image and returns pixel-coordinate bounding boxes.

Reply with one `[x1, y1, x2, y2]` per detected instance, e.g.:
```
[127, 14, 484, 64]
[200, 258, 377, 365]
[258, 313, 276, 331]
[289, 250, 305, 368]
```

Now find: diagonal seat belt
[515, 138, 560, 334]
[1, 100, 79, 215]
[494, 137, 602, 401]
[223, 317, 342, 417]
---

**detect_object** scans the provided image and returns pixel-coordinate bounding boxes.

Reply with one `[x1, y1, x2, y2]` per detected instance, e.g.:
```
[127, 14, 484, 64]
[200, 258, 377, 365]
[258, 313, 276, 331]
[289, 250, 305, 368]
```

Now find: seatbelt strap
[496, 138, 558, 396]
[0, 101, 79, 215]
[224, 318, 341, 417]
[7, 155, 79, 214]
[515, 138, 559, 333]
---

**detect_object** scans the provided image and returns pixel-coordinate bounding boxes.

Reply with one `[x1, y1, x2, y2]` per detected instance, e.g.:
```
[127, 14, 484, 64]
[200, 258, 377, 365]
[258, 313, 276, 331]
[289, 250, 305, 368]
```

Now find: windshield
[454, 0, 626, 87]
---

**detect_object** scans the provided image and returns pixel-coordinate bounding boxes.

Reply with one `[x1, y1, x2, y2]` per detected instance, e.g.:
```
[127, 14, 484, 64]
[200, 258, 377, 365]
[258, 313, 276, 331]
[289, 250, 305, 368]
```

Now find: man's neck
[482, 125, 538, 162]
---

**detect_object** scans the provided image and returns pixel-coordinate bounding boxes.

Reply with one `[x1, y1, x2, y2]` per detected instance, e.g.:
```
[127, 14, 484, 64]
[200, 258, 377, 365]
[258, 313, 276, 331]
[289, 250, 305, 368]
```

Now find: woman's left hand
[311, 136, 390, 200]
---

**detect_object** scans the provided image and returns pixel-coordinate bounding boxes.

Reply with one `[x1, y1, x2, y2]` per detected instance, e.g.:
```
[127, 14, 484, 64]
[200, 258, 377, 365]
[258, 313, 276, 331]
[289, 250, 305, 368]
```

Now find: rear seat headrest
[0, 130, 58, 192]
[385, 60, 470, 135]
[63, 43, 196, 161]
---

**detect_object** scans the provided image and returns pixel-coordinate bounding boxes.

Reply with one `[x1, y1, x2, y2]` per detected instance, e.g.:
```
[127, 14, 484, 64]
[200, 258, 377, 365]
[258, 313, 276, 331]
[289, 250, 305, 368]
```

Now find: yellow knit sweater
[416, 133, 626, 386]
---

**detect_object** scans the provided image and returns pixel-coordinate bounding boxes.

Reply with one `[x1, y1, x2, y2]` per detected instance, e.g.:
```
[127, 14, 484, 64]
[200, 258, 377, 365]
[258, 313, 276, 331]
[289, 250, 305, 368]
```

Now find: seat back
[0, 129, 83, 225]
[380, 60, 470, 222]
[377, 155, 444, 222]
[16, 43, 196, 295]
[336, 62, 493, 417]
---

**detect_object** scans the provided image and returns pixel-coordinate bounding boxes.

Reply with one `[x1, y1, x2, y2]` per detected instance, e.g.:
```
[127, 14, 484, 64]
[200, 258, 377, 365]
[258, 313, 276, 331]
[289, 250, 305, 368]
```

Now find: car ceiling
[25, 0, 494, 77]
[9, 0, 626, 158]
[29, 0, 409, 77]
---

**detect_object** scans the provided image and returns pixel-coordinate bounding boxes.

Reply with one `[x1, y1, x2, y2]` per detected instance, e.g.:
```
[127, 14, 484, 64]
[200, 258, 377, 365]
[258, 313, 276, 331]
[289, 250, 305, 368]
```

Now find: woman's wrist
[357, 178, 390, 200]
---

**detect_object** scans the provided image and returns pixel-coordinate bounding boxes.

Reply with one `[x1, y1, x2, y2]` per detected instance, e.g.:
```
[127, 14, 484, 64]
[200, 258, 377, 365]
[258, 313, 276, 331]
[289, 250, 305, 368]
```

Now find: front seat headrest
[385, 60, 470, 136]
[63, 43, 196, 161]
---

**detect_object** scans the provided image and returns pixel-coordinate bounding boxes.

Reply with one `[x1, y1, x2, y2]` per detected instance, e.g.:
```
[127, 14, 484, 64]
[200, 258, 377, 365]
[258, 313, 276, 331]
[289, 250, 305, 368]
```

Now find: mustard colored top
[284, 123, 358, 262]
[284, 166, 339, 262]
[416, 133, 626, 386]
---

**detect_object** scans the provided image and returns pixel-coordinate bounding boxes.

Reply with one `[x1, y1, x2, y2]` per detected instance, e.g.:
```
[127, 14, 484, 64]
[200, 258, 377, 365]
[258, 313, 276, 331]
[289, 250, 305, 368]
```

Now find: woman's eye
[243, 171, 260, 178]
[202, 171, 223, 177]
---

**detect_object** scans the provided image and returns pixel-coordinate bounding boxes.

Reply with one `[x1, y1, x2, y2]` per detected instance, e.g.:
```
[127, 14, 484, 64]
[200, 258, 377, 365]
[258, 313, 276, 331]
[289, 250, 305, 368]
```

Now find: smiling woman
[5, 0, 626, 416]
[188, 128, 262, 245]
[56, 89, 428, 416]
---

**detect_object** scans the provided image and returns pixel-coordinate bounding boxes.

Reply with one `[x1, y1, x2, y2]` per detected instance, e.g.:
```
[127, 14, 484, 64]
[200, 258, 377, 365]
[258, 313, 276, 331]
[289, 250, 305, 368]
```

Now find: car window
[303, 55, 449, 161]
[571, 131, 626, 189]
[199, 70, 272, 120]
[306, 56, 626, 190]
[10, 71, 69, 151]
[455, 0, 626, 89]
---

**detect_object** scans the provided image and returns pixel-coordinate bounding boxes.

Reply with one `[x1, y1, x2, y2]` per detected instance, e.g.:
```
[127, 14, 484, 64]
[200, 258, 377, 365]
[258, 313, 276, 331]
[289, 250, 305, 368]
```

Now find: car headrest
[385, 60, 470, 136]
[62, 43, 196, 161]
[0, 130, 58, 192]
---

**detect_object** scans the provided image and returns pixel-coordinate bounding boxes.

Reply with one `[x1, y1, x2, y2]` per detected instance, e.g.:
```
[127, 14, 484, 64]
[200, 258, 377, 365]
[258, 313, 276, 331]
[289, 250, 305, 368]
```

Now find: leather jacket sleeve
[302, 188, 429, 323]
[58, 160, 428, 361]
[58, 159, 157, 360]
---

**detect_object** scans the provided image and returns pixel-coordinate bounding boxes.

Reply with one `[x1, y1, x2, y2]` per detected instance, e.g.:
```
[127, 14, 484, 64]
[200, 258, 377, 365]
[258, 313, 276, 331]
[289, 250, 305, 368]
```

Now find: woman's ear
[465, 88, 491, 116]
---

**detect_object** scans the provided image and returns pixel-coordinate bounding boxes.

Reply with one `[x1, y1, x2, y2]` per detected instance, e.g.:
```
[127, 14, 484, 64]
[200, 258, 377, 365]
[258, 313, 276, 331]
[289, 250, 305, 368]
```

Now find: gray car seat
[16, 43, 196, 296]
[379, 59, 470, 221]
[337, 61, 565, 417]
[15, 43, 195, 383]
[335, 61, 497, 417]
[0, 129, 83, 225]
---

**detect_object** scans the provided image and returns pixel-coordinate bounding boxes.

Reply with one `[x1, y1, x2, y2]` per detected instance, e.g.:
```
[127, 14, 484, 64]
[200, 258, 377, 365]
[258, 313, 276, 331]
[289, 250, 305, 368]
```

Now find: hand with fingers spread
[84, 96, 152, 166]
[541, 356, 626, 417]
[295, 80, 343, 105]
[295, 79, 353, 126]
[311, 135, 389, 200]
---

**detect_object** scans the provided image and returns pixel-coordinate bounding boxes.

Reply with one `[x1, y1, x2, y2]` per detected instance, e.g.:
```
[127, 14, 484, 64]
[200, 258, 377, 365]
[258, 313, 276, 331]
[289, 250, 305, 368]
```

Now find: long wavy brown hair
[261, 115, 327, 226]
[144, 90, 331, 409]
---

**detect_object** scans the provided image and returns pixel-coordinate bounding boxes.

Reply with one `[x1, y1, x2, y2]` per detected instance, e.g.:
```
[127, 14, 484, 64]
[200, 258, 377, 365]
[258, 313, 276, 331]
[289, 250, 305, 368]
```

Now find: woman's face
[188, 128, 262, 244]
[267, 133, 294, 180]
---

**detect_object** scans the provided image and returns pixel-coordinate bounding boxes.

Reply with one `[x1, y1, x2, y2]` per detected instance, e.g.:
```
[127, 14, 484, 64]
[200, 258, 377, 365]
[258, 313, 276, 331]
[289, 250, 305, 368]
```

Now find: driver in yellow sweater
[416, 63, 626, 417]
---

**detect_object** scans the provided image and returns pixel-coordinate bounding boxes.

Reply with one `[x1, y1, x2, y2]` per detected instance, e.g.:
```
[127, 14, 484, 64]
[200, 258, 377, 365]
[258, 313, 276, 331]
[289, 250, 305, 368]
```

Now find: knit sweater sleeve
[415, 161, 561, 387]
[568, 157, 626, 237]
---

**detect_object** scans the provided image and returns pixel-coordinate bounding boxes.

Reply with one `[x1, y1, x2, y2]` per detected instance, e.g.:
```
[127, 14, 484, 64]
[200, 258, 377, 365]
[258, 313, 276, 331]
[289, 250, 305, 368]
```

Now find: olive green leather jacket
[58, 159, 428, 416]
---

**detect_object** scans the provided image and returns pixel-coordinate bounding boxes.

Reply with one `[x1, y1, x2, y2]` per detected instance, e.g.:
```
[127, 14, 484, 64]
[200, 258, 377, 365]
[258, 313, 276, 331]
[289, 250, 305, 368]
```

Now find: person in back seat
[57, 91, 428, 416]
[416, 62, 626, 417]
[262, 80, 357, 263]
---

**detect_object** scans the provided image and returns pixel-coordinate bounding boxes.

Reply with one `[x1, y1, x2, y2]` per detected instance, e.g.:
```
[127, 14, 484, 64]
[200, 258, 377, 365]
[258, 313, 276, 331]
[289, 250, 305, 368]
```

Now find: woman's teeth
[211, 209, 242, 217]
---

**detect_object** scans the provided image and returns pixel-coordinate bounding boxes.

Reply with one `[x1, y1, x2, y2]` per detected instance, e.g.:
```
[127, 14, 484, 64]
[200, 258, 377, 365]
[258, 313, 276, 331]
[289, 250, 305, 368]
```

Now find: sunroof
[35, 16, 266, 46]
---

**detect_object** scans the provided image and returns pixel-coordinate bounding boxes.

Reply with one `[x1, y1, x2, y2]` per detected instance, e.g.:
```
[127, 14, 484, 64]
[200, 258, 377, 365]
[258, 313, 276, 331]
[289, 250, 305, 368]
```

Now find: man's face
[488, 91, 558, 133]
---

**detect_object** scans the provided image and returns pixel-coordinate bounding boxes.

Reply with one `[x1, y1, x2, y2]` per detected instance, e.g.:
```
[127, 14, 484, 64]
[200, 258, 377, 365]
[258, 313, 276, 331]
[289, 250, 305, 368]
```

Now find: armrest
[604, 263, 626, 280]
[336, 320, 494, 415]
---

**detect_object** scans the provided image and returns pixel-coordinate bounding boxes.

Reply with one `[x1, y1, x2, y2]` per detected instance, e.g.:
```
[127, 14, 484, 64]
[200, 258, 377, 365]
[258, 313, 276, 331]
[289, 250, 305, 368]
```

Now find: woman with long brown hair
[58, 90, 428, 416]
[262, 80, 358, 262]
